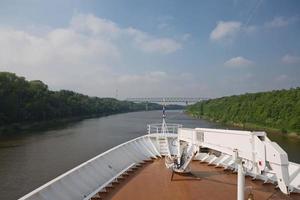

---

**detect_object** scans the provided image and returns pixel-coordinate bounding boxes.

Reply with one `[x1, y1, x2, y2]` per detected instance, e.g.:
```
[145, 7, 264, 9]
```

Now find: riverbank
[0, 111, 143, 135]
[187, 111, 300, 139]
[0, 106, 185, 135]
[0, 114, 100, 135]
[186, 88, 300, 138]
[0, 72, 165, 129]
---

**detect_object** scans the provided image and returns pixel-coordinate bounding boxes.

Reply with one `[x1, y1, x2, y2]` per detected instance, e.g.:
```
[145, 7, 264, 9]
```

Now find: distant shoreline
[0, 114, 105, 135]
[186, 112, 300, 139]
[0, 111, 146, 135]
[0, 109, 180, 135]
[186, 88, 300, 138]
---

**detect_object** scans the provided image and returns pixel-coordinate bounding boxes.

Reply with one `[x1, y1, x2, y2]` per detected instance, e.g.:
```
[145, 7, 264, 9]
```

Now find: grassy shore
[0, 112, 127, 135]
[187, 111, 300, 138]
[0, 115, 93, 135]
[186, 88, 300, 137]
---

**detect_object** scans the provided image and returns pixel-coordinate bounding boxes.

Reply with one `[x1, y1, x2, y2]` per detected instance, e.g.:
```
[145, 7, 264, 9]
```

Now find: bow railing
[147, 123, 182, 134]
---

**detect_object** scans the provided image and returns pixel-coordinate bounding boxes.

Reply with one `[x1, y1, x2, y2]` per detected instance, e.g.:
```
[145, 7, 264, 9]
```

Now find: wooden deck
[97, 158, 300, 200]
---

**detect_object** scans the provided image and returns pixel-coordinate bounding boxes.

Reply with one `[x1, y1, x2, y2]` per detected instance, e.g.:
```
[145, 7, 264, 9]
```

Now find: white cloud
[118, 71, 167, 84]
[116, 71, 209, 97]
[0, 13, 182, 70]
[210, 21, 241, 41]
[282, 54, 300, 64]
[243, 25, 257, 34]
[275, 74, 289, 82]
[0, 14, 188, 98]
[157, 23, 169, 30]
[70, 14, 182, 54]
[224, 56, 253, 68]
[210, 16, 298, 42]
[71, 14, 120, 36]
[209, 20, 259, 42]
[265, 16, 298, 28]
[156, 15, 174, 30]
[182, 33, 191, 41]
[126, 28, 181, 54]
[0, 25, 120, 74]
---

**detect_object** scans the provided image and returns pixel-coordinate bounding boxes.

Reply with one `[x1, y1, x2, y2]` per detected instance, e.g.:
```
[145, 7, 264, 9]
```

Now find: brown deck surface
[102, 159, 300, 200]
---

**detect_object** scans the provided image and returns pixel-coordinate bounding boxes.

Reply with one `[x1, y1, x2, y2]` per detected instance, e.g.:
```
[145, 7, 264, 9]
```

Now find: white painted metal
[157, 137, 171, 156]
[237, 159, 245, 200]
[147, 123, 182, 134]
[208, 155, 218, 165]
[200, 154, 210, 162]
[178, 127, 300, 194]
[209, 154, 225, 166]
[193, 152, 207, 160]
[18, 135, 163, 200]
[233, 149, 245, 200]
[83, 163, 135, 200]
[289, 162, 300, 192]
[179, 144, 197, 171]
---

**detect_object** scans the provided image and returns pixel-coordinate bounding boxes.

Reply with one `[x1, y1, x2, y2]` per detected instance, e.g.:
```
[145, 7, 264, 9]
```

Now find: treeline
[0, 72, 161, 126]
[187, 88, 300, 134]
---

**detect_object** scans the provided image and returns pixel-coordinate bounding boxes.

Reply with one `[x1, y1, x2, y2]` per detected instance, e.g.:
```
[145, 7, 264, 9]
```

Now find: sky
[0, 0, 299, 99]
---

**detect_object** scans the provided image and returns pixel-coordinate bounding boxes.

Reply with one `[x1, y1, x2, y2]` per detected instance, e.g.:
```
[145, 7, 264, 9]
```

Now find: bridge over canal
[126, 97, 208, 105]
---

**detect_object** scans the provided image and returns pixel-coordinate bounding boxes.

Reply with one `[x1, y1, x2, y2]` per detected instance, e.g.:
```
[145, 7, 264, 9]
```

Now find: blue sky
[0, 0, 299, 98]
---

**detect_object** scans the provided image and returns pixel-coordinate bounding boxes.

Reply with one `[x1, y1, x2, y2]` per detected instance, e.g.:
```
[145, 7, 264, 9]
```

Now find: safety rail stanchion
[147, 123, 182, 134]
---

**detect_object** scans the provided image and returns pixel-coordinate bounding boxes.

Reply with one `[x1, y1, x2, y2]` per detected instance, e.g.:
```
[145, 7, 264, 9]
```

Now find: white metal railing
[147, 123, 182, 134]
[83, 163, 135, 200]
[18, 135, 161, 200]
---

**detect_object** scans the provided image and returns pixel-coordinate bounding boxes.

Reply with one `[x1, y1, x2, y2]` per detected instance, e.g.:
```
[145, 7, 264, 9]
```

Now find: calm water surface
[0, 110, 299, 200]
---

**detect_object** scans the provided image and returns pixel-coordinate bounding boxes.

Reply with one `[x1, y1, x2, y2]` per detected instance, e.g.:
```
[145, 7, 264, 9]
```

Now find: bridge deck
[126, 97, 208, 103]
[99, 158, 300, 200]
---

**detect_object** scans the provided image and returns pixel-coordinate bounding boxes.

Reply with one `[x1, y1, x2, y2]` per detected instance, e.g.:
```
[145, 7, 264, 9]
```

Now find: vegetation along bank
[0, 72, 165, 132]
[187, 88, 300, 136]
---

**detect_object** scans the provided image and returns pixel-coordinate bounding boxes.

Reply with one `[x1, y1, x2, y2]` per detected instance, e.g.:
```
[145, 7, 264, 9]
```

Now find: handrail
[18, 135, 161, 200]
[147, 123, 182, 134]
[83, 163, 136, 200]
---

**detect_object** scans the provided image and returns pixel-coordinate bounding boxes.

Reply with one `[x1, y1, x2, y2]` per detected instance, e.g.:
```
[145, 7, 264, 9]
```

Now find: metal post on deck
[234, 149, 245, 200]
[237, 159, 245, 200]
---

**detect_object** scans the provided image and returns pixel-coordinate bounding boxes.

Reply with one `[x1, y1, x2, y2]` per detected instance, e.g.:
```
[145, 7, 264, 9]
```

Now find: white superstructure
[176, 127, 300, 198]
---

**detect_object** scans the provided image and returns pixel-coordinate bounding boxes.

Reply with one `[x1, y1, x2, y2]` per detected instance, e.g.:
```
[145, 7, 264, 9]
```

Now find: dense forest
[0, 72, 163, 126]
[187, 88, 300, 135]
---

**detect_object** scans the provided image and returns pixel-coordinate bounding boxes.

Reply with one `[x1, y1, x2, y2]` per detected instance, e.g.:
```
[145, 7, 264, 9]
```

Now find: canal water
[0, 110, 299, 200]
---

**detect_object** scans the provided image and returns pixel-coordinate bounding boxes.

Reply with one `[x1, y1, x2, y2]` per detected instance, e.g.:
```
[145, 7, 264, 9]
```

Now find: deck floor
[102, 158, 300, 200]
